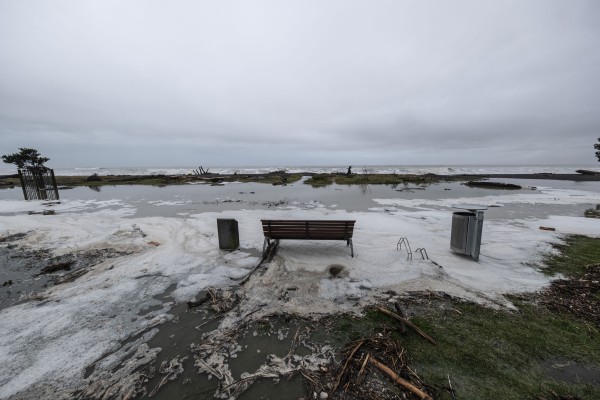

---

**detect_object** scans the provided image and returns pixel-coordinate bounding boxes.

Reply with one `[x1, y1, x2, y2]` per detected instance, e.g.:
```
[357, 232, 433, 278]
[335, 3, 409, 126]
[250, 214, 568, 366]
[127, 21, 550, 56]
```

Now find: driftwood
[297, 326, 437, 399]
[193, 166, 210, 175]
[377, 306, 436, 345]
[239, 240, 279, 286]
[369, 356, 433, 400]
[332, 339, 365, 392]
[356, 353, 370, 383]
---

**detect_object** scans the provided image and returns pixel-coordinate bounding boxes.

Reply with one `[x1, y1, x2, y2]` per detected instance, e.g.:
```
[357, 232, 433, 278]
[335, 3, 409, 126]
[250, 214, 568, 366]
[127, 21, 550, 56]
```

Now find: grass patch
[401, 301, 600, 399]
[325, 235, 600, 399]
[236, 173, 303, 185]
[0, 173, 306, 189]
[2, 172, 475, 189]
[303, 173, 463, 187]
[541, 235, 600, 278]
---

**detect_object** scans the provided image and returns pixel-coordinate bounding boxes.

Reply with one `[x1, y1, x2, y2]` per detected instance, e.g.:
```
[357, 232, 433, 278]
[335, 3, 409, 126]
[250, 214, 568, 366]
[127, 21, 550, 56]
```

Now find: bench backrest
[261, 220, 355, 240]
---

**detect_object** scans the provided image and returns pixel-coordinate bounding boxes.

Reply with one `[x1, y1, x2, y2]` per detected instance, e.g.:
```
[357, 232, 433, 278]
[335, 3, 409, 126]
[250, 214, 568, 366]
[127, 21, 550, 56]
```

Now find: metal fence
[18, 169, 60, 200]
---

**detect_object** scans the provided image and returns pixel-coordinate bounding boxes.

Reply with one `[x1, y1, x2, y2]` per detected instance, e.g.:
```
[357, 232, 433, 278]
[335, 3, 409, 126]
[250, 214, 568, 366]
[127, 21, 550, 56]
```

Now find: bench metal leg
[262, 238, 270, 256]
[349, 239, 354, 257]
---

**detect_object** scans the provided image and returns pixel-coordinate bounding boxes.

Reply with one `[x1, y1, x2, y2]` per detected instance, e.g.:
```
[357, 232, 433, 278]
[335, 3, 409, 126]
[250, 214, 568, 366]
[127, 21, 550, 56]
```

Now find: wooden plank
[17, 170, 28, 200]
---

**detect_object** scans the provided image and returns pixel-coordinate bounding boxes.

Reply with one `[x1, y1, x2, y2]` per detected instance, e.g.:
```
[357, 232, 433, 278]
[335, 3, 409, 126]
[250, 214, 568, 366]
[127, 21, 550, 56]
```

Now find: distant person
[347, 166, 352, 175]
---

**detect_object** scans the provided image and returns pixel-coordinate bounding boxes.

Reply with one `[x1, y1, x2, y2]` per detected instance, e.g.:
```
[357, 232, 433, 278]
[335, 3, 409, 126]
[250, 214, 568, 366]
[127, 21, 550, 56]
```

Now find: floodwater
[2, 176, 598, 219]
[1, 177, 600, 399]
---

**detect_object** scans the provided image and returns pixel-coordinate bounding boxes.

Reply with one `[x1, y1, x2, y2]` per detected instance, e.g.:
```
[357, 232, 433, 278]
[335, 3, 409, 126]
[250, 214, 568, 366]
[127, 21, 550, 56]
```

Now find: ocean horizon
[2, 164, 599, 177]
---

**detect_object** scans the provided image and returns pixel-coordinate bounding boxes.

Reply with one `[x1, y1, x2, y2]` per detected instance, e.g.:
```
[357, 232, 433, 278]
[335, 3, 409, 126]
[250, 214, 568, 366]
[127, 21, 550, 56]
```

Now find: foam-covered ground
[0, 184, 599, 398]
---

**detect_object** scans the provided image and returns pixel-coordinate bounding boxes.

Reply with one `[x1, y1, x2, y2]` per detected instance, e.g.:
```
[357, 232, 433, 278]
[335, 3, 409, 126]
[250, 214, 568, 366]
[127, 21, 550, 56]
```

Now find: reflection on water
[1, 178, 599, 221]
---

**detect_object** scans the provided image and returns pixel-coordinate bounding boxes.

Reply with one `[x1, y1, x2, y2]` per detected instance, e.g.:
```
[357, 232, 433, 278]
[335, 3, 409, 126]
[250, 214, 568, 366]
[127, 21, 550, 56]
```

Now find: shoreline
[1, 171, 599, 190]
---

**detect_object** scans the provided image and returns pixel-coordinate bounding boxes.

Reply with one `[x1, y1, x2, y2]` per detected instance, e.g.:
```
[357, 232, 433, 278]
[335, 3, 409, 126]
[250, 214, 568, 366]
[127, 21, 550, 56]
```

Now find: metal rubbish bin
[217, 219, 239, 250]
[450, 205, 487, 261]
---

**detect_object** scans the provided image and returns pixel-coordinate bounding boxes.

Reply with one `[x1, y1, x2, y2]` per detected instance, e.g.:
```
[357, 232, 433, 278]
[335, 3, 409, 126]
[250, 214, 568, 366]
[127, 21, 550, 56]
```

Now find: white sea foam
[373, 187, 600, 210]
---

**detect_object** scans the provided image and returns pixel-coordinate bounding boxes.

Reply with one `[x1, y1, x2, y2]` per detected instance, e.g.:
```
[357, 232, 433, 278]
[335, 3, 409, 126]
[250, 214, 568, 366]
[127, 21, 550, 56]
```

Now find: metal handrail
[397, 237, 412, 260]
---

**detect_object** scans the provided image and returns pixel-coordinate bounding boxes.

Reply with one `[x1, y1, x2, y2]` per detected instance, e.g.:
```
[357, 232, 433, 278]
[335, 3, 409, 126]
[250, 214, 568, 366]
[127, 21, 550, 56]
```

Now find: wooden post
[50, 169, 59, 200]
[17, 170, 28, 200]
[33, 170, 47, 200]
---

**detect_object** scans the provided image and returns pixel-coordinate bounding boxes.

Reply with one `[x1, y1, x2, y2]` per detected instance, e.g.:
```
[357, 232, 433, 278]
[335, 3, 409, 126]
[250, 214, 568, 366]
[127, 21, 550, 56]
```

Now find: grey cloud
[1, 0, 599, 167]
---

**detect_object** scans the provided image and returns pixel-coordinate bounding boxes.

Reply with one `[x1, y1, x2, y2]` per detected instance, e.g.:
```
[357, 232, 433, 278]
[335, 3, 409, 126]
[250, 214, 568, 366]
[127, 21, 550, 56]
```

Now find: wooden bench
[261, 220, 356, 257]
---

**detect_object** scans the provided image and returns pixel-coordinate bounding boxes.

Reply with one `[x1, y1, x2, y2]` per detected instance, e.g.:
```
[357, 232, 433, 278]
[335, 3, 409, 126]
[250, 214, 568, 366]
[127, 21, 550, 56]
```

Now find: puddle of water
[543, 360, 600, 385]
[142, 295, 335, 400]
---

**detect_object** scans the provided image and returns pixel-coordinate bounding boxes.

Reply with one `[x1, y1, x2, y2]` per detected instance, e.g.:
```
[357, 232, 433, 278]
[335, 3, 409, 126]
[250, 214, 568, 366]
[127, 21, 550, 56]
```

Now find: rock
[327, 264, 347, 278]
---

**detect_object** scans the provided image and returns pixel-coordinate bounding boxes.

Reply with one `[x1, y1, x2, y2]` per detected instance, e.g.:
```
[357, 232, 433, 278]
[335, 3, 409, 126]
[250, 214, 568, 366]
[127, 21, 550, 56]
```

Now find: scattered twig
[357, 353, 370, 383]
[239, 241, 278, 286]
[218, 375, 257, 392]
[195, 315, 222, 330]
[377, 306, 437, 345]
[300, 369, 318, 386]
[286, 328, 300, 357]
[333, 339, 365, 392]
[369, 356, 433, 400]
[448, 374, 456, 400]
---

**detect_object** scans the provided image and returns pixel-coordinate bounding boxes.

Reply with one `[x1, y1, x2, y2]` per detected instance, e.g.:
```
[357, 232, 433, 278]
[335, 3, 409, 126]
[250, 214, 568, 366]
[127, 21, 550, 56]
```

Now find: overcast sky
[1, 0, 599, 168]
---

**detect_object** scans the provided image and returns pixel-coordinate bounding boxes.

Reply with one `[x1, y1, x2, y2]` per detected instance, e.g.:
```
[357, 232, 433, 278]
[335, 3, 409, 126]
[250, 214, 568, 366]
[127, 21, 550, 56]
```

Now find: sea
[1, 164, 599, 176]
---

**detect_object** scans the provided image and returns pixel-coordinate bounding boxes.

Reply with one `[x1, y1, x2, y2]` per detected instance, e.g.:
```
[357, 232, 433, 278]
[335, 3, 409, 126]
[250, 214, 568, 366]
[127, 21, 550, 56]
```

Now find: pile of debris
[540, 263, 600, 327]
[302, 305, 438, 400]
[584, 204, 600, 218]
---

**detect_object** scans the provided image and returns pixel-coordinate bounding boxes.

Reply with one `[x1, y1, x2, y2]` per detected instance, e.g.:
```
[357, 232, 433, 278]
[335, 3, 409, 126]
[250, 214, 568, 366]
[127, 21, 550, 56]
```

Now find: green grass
[0, 173, 305, 188]
[327, 235, 600, 399]
[401, 302, 600, 399]
[237, 173, 303, 185]
[541, 235, 600, 278]
[303, 173, 459, 187]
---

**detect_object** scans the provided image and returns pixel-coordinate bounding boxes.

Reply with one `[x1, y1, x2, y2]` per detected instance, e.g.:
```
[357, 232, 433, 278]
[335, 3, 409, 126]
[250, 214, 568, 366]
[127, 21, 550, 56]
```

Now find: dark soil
[464, 181, 522, 189]
[540, 263, 600, 327]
